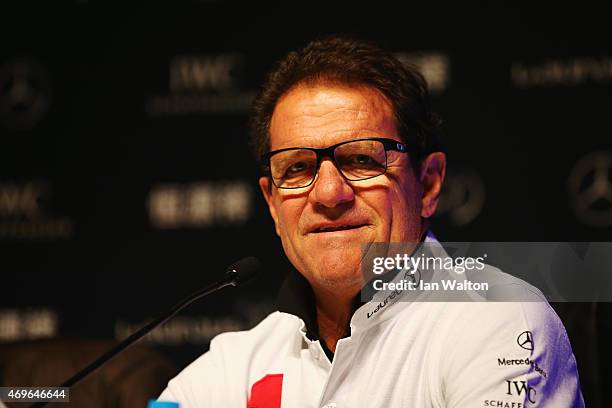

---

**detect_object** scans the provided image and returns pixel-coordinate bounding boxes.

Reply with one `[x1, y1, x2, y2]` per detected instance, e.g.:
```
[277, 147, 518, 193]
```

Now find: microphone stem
[29, 275, 238, 408]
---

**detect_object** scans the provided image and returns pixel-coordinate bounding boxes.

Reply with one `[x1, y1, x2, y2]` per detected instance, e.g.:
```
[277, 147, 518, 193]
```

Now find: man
[159, 36, 583, 407]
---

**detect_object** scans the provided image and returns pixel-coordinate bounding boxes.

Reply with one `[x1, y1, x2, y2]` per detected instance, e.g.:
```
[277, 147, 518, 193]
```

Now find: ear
[419, 152, 446, 219]
[259, 176, 281, 236]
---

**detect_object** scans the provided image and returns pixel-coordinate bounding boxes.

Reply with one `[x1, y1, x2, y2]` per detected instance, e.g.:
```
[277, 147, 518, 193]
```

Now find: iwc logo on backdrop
[568, 151, 612, 227]
[145, 53, 256, 116]
[435, 169, 485, 226]
[0, 181, 73, 240]
[0, 58, 51, 130]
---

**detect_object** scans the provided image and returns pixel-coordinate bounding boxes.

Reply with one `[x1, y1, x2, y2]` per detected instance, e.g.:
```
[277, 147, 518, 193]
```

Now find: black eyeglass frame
[261, 137, 409, 189]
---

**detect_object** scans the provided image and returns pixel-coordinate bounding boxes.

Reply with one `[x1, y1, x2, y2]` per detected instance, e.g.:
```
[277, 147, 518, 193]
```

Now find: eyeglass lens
[270, 139, 387, 188]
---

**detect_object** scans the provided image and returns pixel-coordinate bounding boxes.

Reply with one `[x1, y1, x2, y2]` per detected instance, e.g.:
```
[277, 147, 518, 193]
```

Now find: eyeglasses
[262, 137, 408, 189]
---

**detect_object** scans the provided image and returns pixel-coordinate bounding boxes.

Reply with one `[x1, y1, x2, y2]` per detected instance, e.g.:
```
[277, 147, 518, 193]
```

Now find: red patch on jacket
[247, 374, 283, 408]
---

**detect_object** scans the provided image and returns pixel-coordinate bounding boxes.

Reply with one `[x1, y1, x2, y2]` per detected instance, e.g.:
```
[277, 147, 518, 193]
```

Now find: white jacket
[159, 235, 584, 407]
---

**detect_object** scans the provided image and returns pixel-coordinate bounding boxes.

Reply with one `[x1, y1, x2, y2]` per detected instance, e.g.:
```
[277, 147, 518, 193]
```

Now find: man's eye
[286, 161, 310, 174]
[351, 155, 376, 165]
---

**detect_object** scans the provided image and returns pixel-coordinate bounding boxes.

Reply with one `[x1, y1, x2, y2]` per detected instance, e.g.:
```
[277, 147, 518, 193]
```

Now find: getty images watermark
[360, 242, 612, 303]
[370, 251, 489, 292]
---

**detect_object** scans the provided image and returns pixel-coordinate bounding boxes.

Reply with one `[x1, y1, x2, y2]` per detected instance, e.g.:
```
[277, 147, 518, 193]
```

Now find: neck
[313, 284, 358, 353]
[311, 225, 430, 352]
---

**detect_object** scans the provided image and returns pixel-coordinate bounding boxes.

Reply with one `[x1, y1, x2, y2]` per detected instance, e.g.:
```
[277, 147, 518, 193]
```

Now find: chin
[309, 251, 364, 289]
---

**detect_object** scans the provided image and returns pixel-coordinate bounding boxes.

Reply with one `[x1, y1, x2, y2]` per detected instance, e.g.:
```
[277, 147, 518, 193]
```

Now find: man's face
[259, 84, 440, 293]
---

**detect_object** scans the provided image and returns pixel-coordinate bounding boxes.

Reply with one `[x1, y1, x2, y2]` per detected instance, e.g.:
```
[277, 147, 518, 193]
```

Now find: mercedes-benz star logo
[568, 151, 612, 227]
[0, 58, 51, 130]
[517, 331, 534, 351]
[435, 169, 485, 226]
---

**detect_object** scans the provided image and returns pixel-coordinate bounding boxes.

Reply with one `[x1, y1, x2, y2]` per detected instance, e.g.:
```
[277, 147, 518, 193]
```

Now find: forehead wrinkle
[279, 84, 390, 118]
[279, 120, 387, 149]
[297, 97, 385, 119]
[270, 84, 397, 149]
[287, 106, 388, 131]
[299, 105, 373, 117]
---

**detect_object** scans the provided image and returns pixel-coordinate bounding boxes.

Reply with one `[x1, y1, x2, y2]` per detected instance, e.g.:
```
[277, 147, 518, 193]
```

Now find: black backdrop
[1, 1, 611, 406]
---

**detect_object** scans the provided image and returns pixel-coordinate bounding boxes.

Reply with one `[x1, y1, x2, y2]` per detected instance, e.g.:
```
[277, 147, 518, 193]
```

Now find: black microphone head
[226, 256, 262, 285]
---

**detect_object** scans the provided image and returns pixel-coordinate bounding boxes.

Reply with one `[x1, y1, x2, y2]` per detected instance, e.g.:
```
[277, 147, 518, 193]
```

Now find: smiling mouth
[313, 224, 367, 233]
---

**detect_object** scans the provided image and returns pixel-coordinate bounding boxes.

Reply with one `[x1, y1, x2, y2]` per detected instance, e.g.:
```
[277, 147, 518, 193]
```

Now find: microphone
[30, 256, 262, 408]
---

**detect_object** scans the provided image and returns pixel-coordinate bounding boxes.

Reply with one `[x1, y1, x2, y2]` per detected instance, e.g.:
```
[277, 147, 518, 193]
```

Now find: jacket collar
[276, 231, 441, 339]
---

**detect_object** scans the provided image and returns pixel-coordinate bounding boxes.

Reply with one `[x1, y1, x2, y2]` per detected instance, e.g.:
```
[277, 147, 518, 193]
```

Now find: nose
[308, 158, 355, 208]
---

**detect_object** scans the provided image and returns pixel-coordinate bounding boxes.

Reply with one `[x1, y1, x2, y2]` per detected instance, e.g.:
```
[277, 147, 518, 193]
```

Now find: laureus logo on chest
[367, 289, 402, 319]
